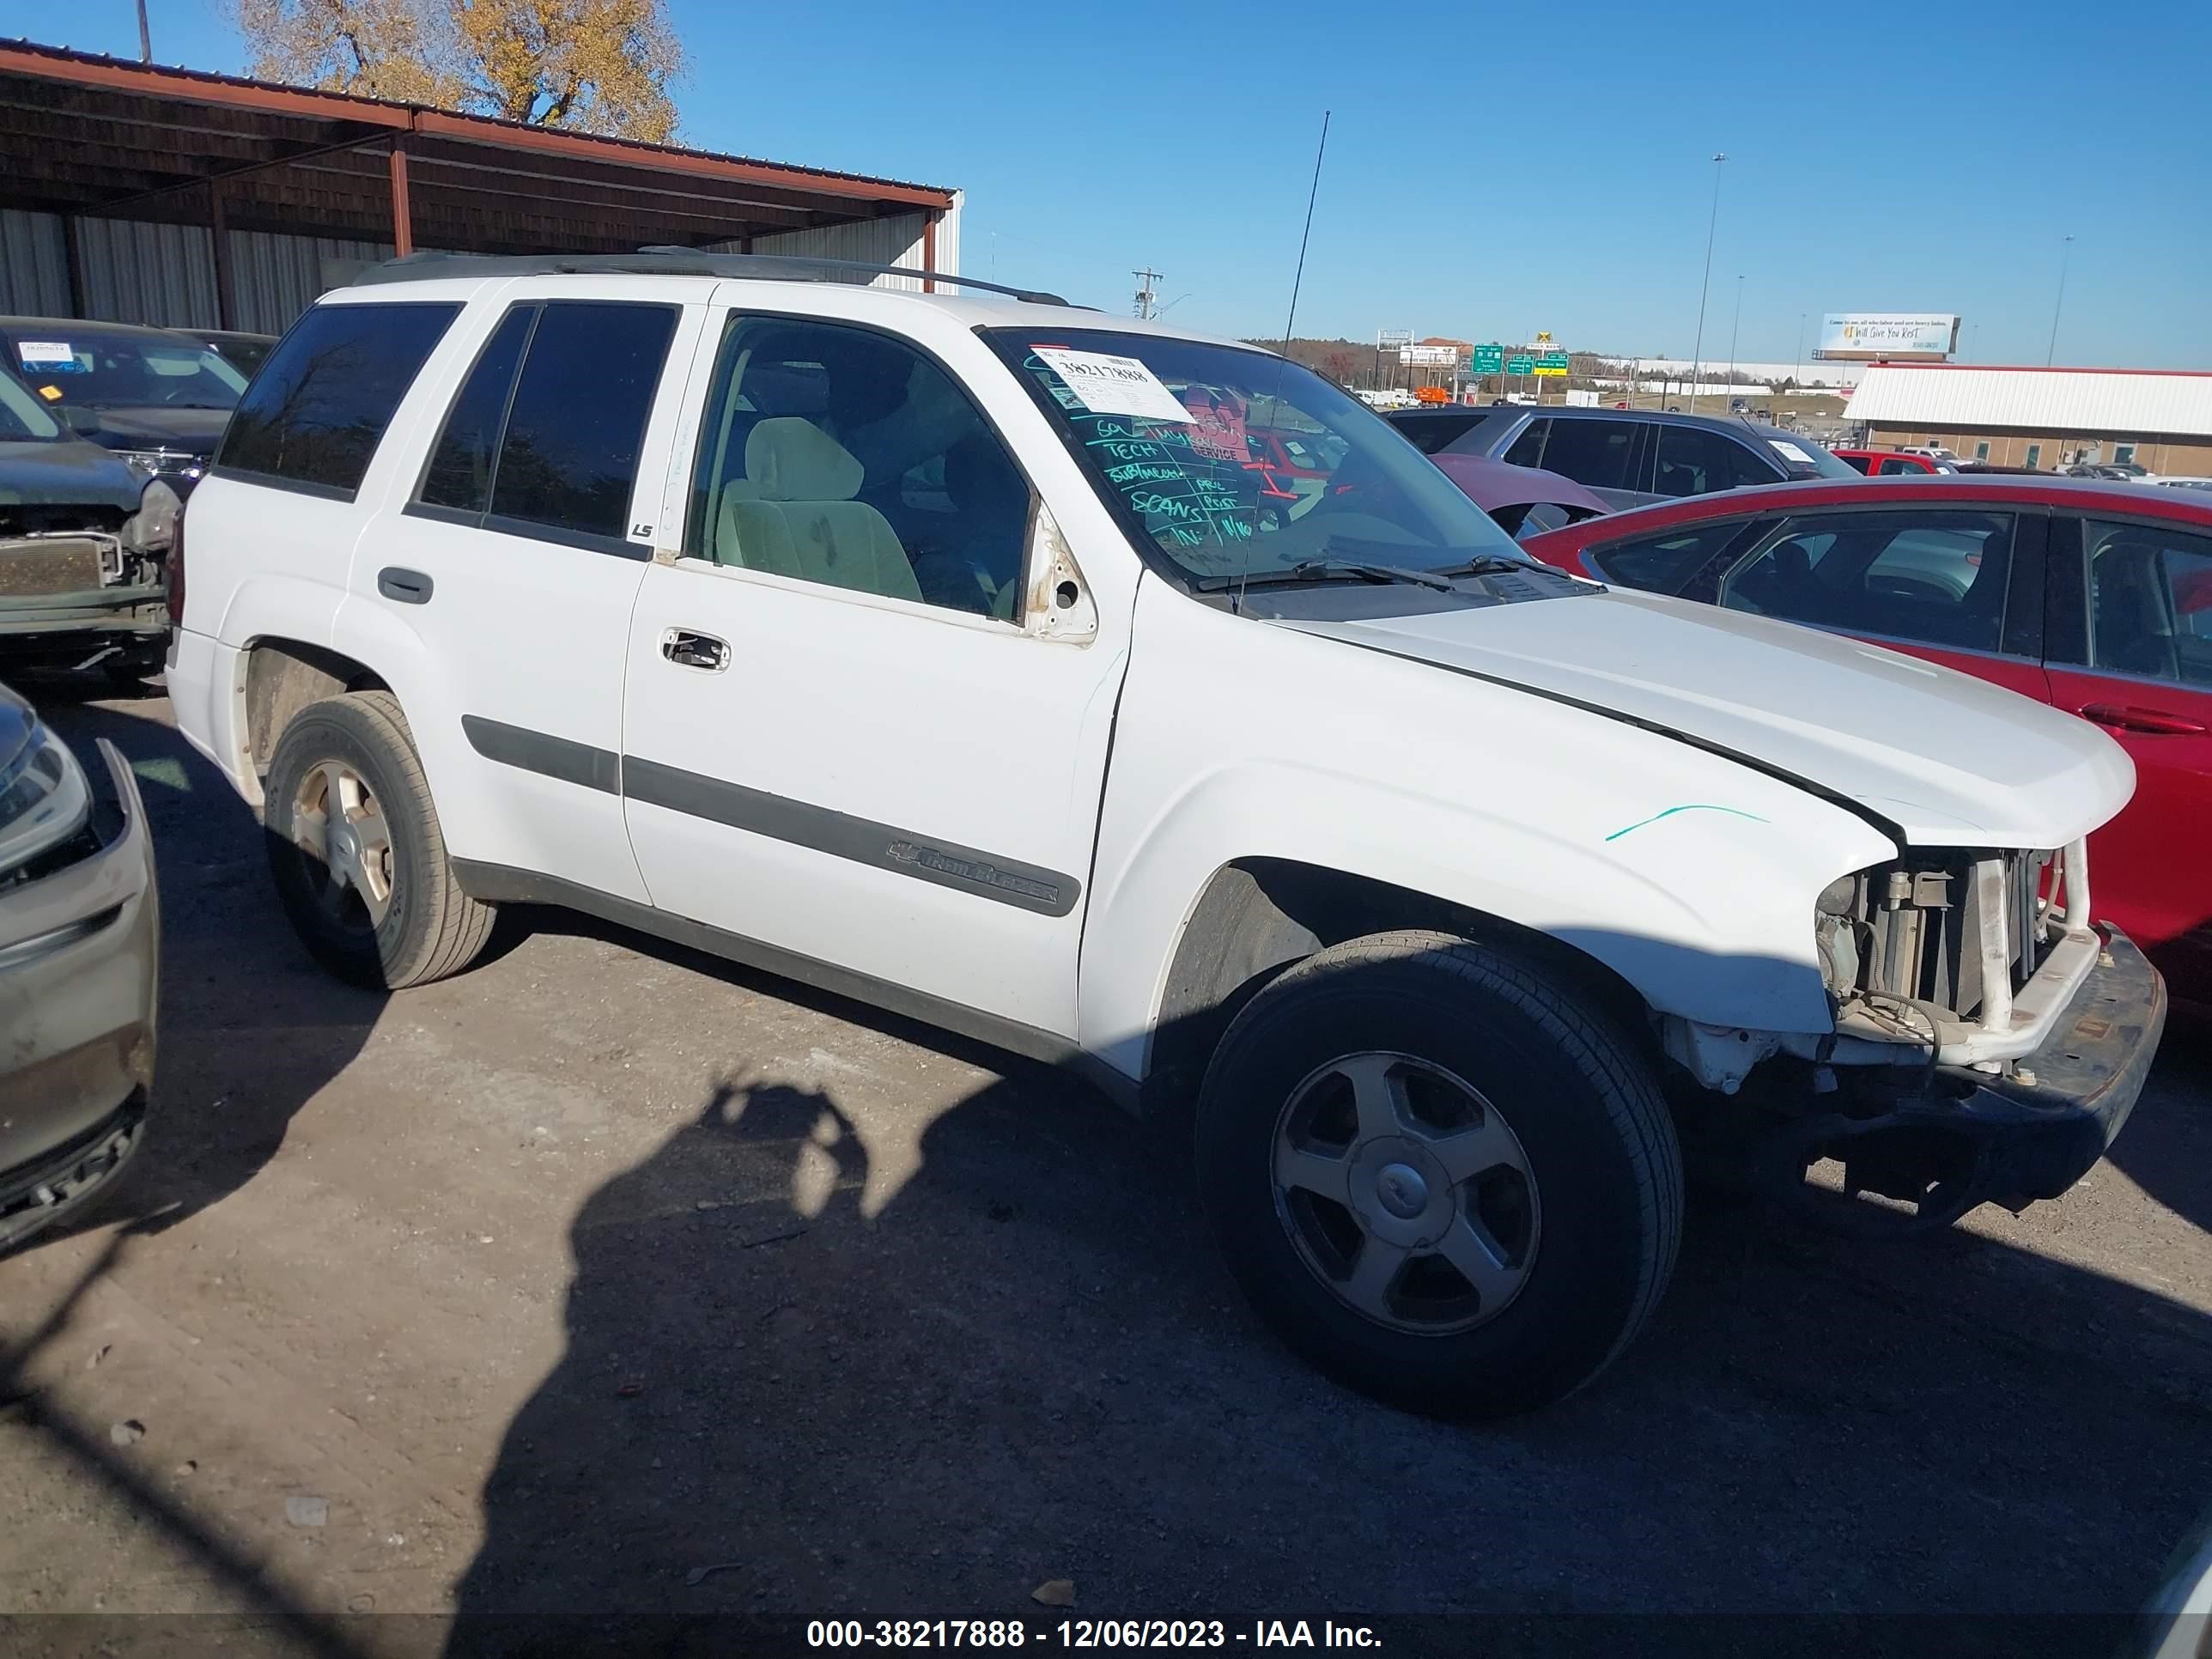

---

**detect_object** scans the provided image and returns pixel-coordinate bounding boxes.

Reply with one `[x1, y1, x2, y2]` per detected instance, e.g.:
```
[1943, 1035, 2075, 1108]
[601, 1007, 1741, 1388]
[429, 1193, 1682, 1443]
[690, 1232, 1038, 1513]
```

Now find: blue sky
[20, 0, 2211, 367]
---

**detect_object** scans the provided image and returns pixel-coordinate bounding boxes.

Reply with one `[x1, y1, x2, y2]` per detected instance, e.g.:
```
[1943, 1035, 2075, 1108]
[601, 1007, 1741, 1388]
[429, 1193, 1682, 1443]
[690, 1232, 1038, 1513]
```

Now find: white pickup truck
[167, 252, 2164, 1417]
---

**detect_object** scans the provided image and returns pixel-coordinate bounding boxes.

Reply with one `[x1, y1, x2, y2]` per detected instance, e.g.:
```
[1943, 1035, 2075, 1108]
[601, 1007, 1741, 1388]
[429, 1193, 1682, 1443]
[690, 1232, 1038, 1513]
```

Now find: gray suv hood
[0, 438, 145, 514]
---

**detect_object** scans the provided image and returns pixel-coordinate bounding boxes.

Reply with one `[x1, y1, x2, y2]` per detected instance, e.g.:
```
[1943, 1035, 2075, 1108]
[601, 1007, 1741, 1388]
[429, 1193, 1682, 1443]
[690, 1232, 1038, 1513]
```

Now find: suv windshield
[0, 369, 64, 441]
[1755, 427, 1859, 481]
[988, 327, 1522, 582]
[8, 329, 247, 411]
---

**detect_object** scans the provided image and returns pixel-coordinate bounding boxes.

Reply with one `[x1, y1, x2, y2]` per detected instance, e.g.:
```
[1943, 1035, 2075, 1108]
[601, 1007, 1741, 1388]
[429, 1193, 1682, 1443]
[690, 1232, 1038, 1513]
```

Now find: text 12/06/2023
[806, 1619, 1383, 1649]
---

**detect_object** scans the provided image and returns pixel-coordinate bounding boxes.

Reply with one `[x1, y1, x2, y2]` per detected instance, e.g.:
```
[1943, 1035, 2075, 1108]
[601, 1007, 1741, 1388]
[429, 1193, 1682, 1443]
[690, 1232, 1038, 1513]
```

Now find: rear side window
[1536, 419, 1642, 490]
[489, 302, 678, 545]
[417, 306, 535, 514]
[1585, 519, 1748, 592]
[1393, 410, 1483, 456]
[2085, 519, 2212, 685]
[1653, 426, 1779, 496]
[1503, 419, 1547, 467]
[216, 301, 459, 498]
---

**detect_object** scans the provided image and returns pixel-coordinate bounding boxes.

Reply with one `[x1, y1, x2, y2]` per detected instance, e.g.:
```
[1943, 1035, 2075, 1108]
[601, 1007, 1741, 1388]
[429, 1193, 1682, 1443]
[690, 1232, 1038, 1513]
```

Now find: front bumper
[1948, 924, 2166, 1203]
[0, 584, 168, 659]
[0, 740, 159, 1249]
[1751, 924, 2164, 1226]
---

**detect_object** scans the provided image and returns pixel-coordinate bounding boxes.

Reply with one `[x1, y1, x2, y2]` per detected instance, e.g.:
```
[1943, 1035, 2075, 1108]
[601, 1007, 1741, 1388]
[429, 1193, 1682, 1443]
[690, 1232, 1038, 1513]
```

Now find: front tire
[263, 691, 493, 989]
[1196, 931, 1681, 1418]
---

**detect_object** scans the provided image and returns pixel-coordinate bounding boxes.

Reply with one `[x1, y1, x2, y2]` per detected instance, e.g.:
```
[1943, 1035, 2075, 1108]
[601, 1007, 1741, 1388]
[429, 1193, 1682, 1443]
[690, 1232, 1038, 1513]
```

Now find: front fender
[1078, 585, 1898, 1081]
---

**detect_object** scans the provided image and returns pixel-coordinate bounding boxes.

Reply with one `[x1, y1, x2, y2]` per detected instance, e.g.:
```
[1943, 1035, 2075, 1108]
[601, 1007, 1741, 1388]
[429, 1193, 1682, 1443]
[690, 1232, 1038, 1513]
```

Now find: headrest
[744, 417, 864, 502]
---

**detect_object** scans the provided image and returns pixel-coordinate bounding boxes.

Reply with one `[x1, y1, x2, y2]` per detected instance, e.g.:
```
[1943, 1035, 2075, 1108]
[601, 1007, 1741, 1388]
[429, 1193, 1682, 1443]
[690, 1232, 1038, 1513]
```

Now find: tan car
[0, 684, 157, 1250]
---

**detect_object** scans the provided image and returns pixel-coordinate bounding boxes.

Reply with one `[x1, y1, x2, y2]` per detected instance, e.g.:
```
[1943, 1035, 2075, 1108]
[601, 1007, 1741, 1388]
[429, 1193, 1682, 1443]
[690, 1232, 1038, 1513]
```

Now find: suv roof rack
[349, 247, 1071, 307]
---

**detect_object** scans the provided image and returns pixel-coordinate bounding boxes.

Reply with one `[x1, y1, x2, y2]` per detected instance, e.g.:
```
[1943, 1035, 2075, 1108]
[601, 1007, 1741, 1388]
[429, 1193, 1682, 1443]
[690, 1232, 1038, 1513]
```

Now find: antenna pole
[1133, 267, 1164, 320]
[1232, 110, 1331, 620]
[1279, 111, 1332, 356]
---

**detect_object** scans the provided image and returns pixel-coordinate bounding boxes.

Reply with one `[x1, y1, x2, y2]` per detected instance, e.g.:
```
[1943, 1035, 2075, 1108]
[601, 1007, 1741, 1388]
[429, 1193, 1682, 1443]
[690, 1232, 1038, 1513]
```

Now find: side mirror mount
[1022, 502, 1098, 645]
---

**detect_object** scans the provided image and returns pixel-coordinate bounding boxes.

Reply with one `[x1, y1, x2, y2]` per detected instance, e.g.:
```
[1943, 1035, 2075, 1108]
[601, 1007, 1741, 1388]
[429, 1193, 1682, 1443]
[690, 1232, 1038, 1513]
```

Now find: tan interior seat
[713, 417, 921, 603]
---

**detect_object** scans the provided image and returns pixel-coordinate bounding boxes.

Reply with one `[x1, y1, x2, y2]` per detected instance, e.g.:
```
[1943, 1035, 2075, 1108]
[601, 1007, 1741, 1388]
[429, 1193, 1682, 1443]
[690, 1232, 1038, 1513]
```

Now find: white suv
[168, 252, 2164, 1417]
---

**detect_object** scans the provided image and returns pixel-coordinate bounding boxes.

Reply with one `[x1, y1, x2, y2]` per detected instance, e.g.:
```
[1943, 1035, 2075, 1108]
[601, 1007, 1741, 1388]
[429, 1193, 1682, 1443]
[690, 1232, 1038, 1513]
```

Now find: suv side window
[685, 315, 1034, 622]
[417, 306, 535, 514]
[1584, 519, 1749, 592]
[411, 301, 677, 549]
[2086, 518, 2212, 685]
[1393, 410, 1483, 456]
[1875, 455, 1925, 476]
[216, 301, 459, 498]
[1653, 425, 1778, 496]
[1718, 510, 2015, 652]
[1502, 418, 1547, 467]
[489, 302, 678, 547]
[1534, 419, 1642, 490]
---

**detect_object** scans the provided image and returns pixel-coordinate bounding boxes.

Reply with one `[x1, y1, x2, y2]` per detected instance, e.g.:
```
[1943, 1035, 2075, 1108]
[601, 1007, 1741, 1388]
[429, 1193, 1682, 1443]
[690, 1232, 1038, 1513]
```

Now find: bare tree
[232, 0, 685, 142]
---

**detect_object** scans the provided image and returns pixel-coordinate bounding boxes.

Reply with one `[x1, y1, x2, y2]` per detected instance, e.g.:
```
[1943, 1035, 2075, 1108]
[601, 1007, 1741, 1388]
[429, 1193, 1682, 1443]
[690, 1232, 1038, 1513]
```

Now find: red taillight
[167, 495, 186, 630]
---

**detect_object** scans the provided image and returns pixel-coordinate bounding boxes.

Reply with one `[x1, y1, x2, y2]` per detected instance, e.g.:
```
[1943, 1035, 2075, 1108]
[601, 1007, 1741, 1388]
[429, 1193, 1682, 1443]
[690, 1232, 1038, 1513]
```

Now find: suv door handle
[660, 629, 731, 672]
[377, 566, 433, 605]
[2078, 702, 2208, 736]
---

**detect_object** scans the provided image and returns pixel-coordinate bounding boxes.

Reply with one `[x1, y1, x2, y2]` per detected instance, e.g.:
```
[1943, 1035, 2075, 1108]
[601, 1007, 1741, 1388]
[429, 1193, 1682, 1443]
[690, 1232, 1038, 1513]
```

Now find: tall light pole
[1725, 274, 1744, 395]
[2046, 234, 2075, 367]
[1794, 310, 1806, 388]
[137, 0, 152, 60]
[1687, 152, 1726, 413]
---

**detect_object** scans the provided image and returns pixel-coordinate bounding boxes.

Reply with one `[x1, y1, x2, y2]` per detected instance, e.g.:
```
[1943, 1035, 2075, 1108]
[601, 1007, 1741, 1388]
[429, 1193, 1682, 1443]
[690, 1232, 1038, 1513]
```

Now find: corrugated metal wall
[0, 210, 398, 333]
[74, 216, 222, 329]
[0, 197, 959, 329]
[0, 209, 70, 313]
[226, 231, 396, 333]
[732, 196, 960, 290]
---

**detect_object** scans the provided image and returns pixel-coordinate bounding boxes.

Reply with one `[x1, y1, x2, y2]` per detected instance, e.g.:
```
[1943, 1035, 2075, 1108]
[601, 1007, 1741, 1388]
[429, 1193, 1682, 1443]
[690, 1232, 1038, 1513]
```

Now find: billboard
[1814, 313, 1960, 362]
[1399, 344, 1461, 367]
[1377, 328, 1414, 349]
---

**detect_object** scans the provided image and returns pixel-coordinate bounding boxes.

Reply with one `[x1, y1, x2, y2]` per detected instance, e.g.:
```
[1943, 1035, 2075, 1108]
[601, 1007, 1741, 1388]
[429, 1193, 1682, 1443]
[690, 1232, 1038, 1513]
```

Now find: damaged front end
[0, 480, 178, 673]
[1662, 839, 2166, 1234]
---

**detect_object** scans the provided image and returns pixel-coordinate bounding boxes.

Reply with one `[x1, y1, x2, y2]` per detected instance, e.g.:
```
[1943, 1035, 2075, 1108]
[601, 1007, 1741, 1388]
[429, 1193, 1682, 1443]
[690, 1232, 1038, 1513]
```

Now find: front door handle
[378, 566, 433, 605]
[2079, 702, 2208, 736]
[660, 629, 731, 672]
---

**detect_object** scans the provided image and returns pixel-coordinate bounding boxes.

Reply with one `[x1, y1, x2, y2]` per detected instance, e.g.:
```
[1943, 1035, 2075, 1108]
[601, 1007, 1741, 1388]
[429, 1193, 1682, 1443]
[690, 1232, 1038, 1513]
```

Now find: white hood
[1278, 587, 2134, 848]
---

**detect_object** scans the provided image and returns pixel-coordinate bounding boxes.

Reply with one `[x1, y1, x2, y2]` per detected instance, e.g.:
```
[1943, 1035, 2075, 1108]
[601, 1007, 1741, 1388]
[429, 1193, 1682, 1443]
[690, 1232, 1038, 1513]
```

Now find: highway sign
[1470, 344, 1505, 374]
[1505, 355, 1534, 376]
[1534, 350, 1571, 377]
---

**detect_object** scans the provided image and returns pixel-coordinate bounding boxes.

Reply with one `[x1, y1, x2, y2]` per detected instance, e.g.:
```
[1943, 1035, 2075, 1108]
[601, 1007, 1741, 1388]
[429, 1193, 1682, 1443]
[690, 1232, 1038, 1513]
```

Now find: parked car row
[1386, 403, 1862, 509]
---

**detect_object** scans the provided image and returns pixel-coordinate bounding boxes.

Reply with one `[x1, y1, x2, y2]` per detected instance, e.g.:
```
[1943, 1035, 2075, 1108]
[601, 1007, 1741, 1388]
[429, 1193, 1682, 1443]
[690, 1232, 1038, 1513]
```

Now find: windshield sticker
[16, 342, 84, 372]
[34, 385, 63, 401]
[1769, 439, 1815, 465]
[1031, 348, 1192, 423]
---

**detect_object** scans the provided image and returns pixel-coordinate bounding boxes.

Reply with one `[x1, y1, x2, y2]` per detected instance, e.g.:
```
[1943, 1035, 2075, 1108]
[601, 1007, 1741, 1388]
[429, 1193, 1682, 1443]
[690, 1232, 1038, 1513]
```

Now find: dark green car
[0, 368, 174, 689]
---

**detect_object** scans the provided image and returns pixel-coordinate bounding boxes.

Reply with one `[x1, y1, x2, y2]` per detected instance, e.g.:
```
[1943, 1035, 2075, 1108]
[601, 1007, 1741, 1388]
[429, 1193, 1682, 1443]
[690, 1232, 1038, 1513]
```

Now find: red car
[1832, 447, 1959, 476]
[1521, 475, 2212, 1004]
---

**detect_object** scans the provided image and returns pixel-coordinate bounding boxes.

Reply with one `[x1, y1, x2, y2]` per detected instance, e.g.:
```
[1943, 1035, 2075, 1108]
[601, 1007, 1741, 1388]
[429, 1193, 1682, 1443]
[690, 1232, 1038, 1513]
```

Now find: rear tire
[1195, 930, 1681, 1418]
[263, 692, 493, 989]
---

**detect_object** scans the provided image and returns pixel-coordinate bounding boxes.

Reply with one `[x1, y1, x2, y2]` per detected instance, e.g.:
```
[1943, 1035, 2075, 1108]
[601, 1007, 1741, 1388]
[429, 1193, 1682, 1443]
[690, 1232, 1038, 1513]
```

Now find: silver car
[0, 685, 157, 1250]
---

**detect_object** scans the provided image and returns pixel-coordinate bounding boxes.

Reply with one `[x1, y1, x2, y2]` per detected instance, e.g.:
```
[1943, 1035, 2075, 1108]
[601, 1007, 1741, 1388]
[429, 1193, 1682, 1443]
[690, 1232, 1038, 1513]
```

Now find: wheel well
[1144, 858, 1655, 1117]
[243, 639, 390, 776]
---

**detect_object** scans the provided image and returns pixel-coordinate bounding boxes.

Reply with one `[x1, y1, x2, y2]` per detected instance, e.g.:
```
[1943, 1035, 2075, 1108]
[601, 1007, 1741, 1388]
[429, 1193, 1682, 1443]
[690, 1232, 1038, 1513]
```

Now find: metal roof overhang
[0, 39, 955, 261]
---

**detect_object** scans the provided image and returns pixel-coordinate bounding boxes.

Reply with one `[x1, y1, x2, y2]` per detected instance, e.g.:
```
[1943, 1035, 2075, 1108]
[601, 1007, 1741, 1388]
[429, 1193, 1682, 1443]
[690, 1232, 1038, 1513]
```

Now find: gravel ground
[2, 686, 2207, 1655]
